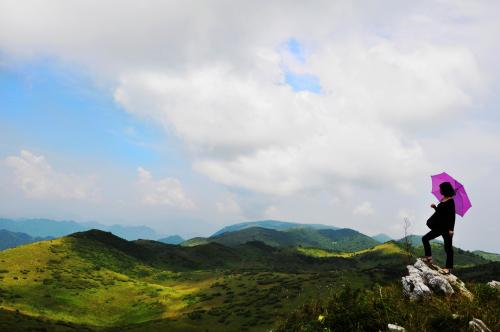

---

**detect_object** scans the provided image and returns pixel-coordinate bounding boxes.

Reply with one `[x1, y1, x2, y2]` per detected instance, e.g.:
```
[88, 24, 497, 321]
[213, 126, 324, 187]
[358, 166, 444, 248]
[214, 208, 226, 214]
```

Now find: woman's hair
[439, 181, 455, 197]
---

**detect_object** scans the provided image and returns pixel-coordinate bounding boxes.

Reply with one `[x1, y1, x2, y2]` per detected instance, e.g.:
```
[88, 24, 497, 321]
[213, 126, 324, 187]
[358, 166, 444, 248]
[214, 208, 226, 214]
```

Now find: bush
[276, 282, 500, 332]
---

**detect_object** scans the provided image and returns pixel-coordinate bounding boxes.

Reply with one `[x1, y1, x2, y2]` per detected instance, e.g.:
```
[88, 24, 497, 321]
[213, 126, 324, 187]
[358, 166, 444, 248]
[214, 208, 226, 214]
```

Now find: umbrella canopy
[431, 172, 471, 217]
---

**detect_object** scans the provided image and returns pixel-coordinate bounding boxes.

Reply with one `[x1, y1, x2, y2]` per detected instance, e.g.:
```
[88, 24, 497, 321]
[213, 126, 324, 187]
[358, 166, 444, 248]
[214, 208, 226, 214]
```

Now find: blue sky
[1, 1, 499, 252]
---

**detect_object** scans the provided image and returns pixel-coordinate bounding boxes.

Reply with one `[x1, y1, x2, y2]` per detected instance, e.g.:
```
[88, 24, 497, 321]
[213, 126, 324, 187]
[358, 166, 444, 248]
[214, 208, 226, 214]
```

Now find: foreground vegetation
[276, 282, 500, 332]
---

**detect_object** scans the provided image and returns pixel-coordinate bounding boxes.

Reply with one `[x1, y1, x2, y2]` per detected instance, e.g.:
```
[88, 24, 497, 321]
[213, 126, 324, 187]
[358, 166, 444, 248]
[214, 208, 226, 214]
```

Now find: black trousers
[422, 229, 454, 269]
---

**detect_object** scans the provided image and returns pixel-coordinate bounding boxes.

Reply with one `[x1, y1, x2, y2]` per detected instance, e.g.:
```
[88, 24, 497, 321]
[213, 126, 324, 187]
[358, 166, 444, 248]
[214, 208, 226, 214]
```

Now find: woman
[421, 181, 456, 275]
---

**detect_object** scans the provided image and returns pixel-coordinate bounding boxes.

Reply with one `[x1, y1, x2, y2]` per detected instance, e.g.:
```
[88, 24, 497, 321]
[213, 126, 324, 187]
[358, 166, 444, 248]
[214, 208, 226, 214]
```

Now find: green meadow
[0, 229, 498, 331]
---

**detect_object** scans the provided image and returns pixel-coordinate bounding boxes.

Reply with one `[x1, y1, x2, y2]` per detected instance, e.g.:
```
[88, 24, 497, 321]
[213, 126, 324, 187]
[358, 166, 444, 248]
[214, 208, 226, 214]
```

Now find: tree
[402, 217, 415, 265]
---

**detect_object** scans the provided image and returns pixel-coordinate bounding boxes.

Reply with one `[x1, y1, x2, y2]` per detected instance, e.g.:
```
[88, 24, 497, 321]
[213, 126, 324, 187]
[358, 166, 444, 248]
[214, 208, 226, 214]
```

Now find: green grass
[275, 282, 500, 332]
[0, 230, 497, 332]
[297, 242, 404, 258]
[473, 250, 500, 262]
[0, 237, 212, 327]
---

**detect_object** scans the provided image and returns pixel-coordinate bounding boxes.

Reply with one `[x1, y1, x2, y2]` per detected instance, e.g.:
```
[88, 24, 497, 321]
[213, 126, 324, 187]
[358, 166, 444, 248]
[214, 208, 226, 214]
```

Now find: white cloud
[4, 150, 98, 200]
[0, 1, 494, 198]
[352, 201, 375, 216]
[216, 197, 242, 216]
[263, 205, 285, 220]
[137, 167, 194, 209]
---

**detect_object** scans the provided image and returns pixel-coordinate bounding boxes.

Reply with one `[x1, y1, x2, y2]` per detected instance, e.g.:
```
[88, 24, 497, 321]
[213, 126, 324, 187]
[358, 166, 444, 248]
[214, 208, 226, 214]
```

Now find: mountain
[0, 218, 162, 241]
[158, 235, 184, 245]
[372, 233, 392, 243]
[184, 226, 380, 252]
[472, 250, 500, 262]
[0, 229, 52, 250]
[397, 234, 442, 247]
[211, 219, 339, 237]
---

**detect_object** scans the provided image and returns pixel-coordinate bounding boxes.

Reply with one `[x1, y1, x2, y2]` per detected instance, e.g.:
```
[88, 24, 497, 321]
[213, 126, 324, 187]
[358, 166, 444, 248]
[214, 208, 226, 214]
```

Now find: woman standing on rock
[421, 181, 456, 275]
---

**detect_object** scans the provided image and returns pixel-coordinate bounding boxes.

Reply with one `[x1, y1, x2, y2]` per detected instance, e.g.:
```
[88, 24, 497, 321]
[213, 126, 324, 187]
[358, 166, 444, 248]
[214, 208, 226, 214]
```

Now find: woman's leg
[422, 230, 440, 258]
[442, 232, 454, 269]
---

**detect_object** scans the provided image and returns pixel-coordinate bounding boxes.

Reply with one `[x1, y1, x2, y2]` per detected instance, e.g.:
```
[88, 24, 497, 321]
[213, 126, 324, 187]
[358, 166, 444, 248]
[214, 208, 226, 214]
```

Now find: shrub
[276, 282, 500, 332]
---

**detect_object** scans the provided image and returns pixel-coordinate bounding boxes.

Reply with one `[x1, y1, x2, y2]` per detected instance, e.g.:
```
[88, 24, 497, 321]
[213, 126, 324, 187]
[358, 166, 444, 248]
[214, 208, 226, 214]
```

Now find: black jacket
[426, 199, 456, 232]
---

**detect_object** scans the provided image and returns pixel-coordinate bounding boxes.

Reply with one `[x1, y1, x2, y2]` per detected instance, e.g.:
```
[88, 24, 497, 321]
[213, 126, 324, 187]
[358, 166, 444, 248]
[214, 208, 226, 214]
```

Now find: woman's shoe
[419, 256, 433, 263]
[441, 268, 452, 275]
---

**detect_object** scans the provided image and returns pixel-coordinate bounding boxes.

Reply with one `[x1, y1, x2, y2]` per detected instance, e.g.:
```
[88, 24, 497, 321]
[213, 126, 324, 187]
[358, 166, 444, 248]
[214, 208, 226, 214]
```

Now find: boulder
[486, 280, 500, 290]
[401, 258, 473, 301]
[469, 318, 492, 332]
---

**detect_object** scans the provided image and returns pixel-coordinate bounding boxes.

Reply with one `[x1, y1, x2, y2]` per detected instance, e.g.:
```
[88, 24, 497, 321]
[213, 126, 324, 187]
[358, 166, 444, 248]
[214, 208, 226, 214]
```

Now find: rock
[487, 280, 500, 290]
[469, 318, 492, 332]
[387, 323, 406, 331]
[401, 258, 473, 301]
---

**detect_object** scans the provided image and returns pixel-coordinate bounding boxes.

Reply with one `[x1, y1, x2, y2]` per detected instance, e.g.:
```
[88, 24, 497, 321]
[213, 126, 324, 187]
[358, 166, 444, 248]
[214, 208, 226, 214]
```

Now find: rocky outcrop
[487, 280, 500, 290]
[401, 258, 473, 301]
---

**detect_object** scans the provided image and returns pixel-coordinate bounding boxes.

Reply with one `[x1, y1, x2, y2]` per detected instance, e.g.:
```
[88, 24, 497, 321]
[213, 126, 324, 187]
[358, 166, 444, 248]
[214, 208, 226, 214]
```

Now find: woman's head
[439, 182, 455, 197]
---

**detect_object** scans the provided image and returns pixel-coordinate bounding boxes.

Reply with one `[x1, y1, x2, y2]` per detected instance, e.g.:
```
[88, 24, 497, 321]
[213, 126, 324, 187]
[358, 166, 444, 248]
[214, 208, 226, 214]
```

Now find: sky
[0, 1, 499, 252]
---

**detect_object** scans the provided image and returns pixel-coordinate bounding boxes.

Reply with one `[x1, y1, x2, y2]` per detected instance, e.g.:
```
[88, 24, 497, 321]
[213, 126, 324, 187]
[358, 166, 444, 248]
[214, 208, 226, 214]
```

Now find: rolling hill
[158, 235, 184, 245]
[211, 219, 339, 237]
[184, 226, 379, 252]
[371, 233, 392, 243]
[0, 229, 496, 331]
[472, 250, 500, 262]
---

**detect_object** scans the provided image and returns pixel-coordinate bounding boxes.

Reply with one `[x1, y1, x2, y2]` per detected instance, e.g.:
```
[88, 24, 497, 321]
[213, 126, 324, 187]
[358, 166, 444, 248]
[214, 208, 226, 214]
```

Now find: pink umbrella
[431, 172, 472, 217]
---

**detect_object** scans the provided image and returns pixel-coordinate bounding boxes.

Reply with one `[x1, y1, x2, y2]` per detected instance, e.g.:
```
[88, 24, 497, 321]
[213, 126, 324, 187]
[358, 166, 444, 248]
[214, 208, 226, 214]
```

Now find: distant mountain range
[184, 226, 381, 252]
[371, 233, 392, 243]
[1, 218, 498, 257]
[211, 219, 339, 236]
[0, 218, 164, 241]
[0, 229, 52, 250]
[158, 235, 185, 245]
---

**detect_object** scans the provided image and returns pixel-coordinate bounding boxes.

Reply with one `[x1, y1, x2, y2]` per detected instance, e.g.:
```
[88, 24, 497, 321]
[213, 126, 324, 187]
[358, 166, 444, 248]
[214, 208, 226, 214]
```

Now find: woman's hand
[431, 204, 437, 209]
[449, 230, 454, 236]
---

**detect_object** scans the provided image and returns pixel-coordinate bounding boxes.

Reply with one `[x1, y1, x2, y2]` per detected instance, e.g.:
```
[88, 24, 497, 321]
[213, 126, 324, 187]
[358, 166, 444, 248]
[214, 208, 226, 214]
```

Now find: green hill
[397, 234, 442, 247]
[371, 233, 392, 243]
[472, 250, 500, 262]
[184, 226, 379, 252]
[0, 229, 495, 331]
[211, 219, 338, 236]
[158, 235, 184, 245]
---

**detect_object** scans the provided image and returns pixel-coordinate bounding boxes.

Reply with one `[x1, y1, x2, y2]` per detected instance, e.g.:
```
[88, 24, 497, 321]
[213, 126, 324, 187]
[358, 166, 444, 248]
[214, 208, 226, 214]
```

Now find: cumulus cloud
[216, 197, 242, 216]
[137, 167, 194, 209]
[352, 201, 375, 216]
[4, 150, 98, 200]
[0, 0, 495, 198]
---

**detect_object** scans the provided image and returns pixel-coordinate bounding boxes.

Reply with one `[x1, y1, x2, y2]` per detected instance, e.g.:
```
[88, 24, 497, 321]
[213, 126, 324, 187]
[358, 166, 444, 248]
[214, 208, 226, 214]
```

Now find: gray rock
[401, 258, 473, 301]
[469, 318, 492, 332]
[487, 280, 500, 290]
[387, 323, 406, 331]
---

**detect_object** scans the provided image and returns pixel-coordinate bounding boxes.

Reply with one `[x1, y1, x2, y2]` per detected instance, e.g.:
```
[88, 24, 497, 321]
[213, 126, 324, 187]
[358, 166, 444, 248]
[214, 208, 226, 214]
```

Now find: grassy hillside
[184, 226, 379, 252]
[275, 281, 500, 332]
[0, 229, 495, 331]
[473, 250, 500, 262]
[0, 230, 382, 331]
